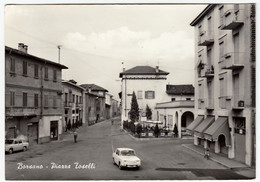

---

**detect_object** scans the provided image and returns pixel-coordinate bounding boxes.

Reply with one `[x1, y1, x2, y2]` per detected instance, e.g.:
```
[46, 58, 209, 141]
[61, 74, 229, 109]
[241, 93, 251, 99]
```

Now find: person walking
[73, 129, 78, 143]
[111, 119, 114, 125]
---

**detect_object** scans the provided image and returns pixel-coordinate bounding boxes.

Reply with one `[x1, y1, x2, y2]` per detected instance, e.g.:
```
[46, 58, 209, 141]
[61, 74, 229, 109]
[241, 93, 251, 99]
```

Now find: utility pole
[57, 45, 62, 63]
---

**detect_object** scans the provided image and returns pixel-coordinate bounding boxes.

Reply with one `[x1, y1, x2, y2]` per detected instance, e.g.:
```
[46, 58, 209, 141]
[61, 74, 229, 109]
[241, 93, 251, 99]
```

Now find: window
[10, 58, 15, 73]
[137, 91, 143, 99]
[234, 117, 245, 135]
[34, 94, 38, 107]
[10, 91, 15, 106]
[171, 98, 176, 101]
[23, 92, 27, 107]
[34, 64, 39, 78]
[73, 94, 75, 103]
[76, 95, 78, 104]
[23, 61, 27, 76]
[145, 91, 155, 99]
[44, 95, 48, 107]
[65, 93, 68, 103]
[79, 96, 82, 103]
[186, 98, 191, 101]
[44, 67, 48, 80]
[219, 5, 224, 27]
[53, 69, 57, 82]
[53, 96, 57, 108]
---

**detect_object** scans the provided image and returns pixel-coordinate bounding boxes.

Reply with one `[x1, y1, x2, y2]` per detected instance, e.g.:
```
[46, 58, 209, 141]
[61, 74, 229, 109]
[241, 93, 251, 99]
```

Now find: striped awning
[186, 115, 204, 135]
[194, 116, 215, 139]
[204, 117, 231, 146]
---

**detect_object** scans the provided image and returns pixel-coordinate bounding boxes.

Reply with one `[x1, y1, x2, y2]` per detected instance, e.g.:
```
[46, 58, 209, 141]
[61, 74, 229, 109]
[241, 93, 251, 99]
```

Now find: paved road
[5, 117, 251, 180]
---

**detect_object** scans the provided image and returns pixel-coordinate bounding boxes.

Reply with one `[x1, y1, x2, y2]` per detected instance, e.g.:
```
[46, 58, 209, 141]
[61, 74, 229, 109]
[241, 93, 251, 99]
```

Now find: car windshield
[5, 140, 14, 144]
[121, 150, 135, 156]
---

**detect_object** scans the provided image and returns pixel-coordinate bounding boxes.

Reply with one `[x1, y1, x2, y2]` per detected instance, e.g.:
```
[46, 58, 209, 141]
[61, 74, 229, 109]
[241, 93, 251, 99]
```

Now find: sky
[4, 4, 207, 100]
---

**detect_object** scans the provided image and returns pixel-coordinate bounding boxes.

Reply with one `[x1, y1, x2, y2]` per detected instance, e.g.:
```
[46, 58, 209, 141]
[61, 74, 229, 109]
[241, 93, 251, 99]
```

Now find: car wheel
[136, 166, 140, 170]
[118, 162, 123, 170]
[9, 148, 13, 154]
[23, 146, 27, 151]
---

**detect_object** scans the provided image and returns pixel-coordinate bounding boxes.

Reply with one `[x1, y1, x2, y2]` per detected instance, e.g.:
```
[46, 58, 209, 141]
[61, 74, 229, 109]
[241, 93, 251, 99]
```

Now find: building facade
[62, 80, 84, 131]
[119, 66, 169, 126]
[156, 84, 195, 138]
[5, 44, 68, 144]
[81, 84, 108, 125]
[189, 4, 255, 166]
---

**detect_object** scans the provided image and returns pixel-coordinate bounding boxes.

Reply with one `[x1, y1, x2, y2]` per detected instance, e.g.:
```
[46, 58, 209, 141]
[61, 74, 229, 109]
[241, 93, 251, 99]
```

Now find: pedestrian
[73, 130, 78, 143]
[111, 119, 114, 125]
[204, 147, 209, 160]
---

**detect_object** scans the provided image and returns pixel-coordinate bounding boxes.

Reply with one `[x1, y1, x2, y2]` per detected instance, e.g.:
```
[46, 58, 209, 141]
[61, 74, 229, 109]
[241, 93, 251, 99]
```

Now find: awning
[186, 115, 204, 135]
[194, 116, 215, 138]
[204, 117, 231, 146]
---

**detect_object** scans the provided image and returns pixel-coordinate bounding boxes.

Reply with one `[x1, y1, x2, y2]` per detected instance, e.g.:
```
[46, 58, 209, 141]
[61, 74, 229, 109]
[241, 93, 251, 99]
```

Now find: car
[5, 138, 29, 154]
[112, 148, 141, 170]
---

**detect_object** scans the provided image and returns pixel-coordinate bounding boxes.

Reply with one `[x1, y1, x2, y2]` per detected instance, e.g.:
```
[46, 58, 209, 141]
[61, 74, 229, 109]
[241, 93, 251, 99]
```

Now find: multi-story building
[119, 66, 169, 126]
[156, 84, 194, 138]
[111, 98, 120, 117]
[5, 43, 68, 144]
[105, 93, 113, 119]
[189, 4, 255, 166]
[80, 84, 108, 125]
[62, 80, 84, 131]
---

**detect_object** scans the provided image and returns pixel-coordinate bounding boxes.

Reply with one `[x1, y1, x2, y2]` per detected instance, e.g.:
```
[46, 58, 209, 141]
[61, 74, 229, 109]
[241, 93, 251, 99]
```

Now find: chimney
[18, 43, 28, 53]
[88, 86, 92, 93]
[155, 66, 159, 73]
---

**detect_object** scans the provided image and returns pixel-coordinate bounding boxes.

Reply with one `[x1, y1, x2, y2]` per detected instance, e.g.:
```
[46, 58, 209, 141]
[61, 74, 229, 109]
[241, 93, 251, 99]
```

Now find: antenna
[57, 45, 62, 63]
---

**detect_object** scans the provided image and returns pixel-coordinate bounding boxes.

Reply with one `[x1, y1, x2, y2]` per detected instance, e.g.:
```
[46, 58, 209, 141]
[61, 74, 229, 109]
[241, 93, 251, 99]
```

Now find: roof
[166, 84, 194, 95]
[190, 4, 216, 26]
[116, 148, 135, 151]
[119, 66, 169, 77]
[62, 80, 85, 90]
[80, 84, 108, 92]
[5, 46, 68, 69]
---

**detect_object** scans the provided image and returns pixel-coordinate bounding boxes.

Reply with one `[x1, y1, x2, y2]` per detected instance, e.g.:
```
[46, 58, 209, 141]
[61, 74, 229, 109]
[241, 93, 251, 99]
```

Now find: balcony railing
[219, 52, 244, 70]
[64, 101, 73, 107]
[76, 103, 83, 108]
[6, 107, 37, 117]
[200, 65, 214, 78]
[198, 31, 214, 46]
[221, 9, 244, 30]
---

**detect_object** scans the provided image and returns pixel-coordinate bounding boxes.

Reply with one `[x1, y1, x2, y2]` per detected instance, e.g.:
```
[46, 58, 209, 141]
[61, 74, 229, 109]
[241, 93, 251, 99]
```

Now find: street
[5, 117, 252, 180]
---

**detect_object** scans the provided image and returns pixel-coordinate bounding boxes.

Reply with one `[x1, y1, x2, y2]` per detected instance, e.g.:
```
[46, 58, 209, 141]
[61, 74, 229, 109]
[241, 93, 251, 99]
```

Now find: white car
[5, 138, 29, 154]
[112, 148, 141, 170]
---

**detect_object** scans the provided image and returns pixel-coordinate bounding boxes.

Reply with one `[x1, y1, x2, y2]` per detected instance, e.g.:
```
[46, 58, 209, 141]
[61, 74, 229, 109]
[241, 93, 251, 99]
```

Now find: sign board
[141, 116, 147, 122]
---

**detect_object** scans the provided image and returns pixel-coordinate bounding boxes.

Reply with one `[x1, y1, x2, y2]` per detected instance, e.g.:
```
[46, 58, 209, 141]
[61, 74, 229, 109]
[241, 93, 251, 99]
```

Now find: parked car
[112, 148, 141, 170]
[5, 138, 29, 154]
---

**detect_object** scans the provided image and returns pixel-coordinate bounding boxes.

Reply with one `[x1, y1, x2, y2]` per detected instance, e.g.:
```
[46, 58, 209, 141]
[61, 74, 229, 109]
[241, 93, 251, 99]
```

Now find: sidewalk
[182, 144, 255, 178]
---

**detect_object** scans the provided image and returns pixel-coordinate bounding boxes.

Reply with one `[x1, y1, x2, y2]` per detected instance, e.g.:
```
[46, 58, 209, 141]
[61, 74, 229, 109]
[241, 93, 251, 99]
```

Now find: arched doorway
[218, 134, 228, 155]
[181, 111, 194, 135]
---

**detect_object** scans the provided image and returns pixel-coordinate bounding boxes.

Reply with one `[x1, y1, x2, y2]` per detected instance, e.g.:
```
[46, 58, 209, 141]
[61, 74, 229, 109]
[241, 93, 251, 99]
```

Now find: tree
[154, 124, 160, 138]
[129, 91, 139, 122]
[173, 123, 178, 138]
[145, 105, 152, 120]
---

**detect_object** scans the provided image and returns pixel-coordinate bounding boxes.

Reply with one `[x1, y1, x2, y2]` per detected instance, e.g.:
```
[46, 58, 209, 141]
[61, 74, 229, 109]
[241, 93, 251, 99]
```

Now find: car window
[116, 150, 119, 155]
[15, 141, 19, 144]
[19, 141, 22, 144]
[5, 140, 14, 144]
[121, 150, 136, 156]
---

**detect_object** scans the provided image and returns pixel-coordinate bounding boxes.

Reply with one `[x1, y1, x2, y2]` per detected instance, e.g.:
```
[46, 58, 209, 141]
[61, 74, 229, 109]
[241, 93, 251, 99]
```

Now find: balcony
[232, 95, 245, 110]
[64, 101, 73, 108]
[6, 107, 37, 117]
[200, 66, 214, 78]
[205, 98, 214, 110]
[76, 103, 83, 108]
[221, 9, 244, 30]
[219, 52, 244, 70]
[198, 31, 214, 46]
